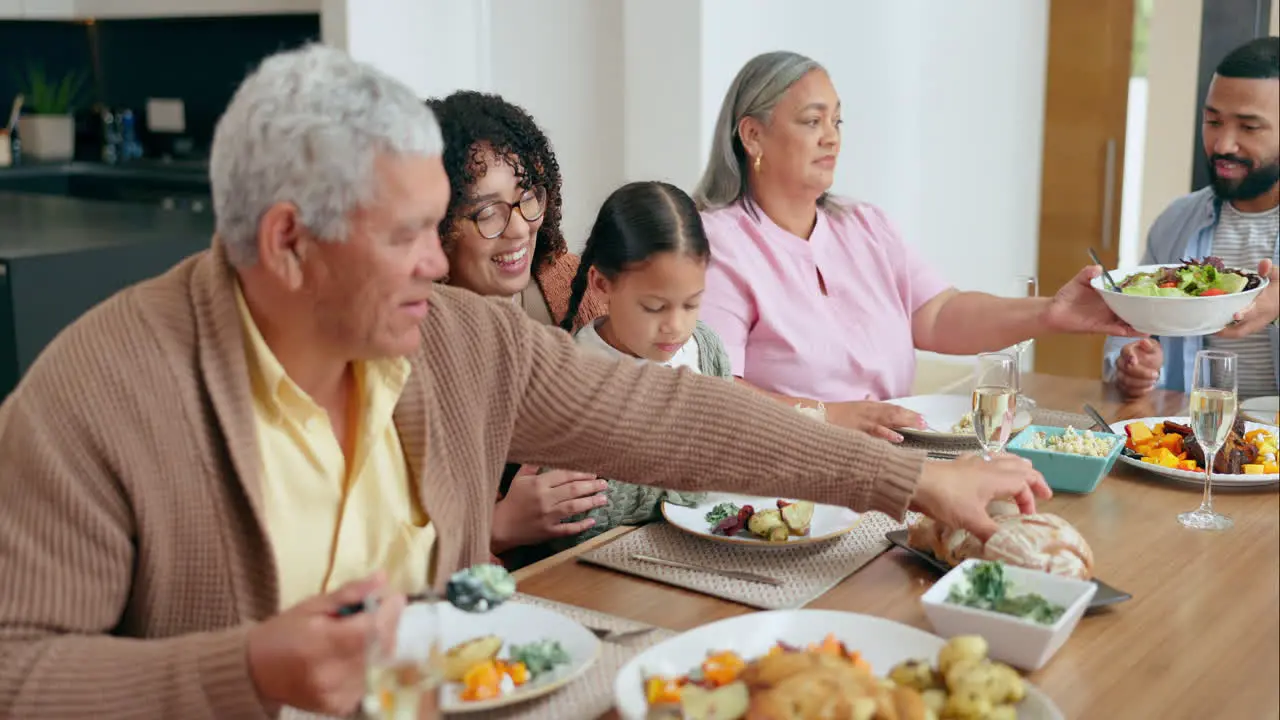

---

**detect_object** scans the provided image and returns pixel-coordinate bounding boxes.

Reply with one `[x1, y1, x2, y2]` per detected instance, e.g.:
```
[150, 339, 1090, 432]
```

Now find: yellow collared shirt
[235, 288, 435, 609]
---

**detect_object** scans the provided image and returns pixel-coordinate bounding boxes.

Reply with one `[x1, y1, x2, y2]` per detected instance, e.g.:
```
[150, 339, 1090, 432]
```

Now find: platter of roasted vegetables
[661, 492, 862, 547]
[613, 609, 1064, 719]
[432, 602, 600, 712]
[1111, 416, 1278, 486]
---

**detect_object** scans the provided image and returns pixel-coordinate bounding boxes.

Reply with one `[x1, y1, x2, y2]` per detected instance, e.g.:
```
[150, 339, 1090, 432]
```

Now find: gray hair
[210, 43, 443, 266]
[693, 51, 839, 213]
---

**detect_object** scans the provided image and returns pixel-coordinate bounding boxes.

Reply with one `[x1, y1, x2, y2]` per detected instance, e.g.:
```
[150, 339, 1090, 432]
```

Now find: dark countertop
[0, 159, 210, 185]
[0, 192, 215, 261]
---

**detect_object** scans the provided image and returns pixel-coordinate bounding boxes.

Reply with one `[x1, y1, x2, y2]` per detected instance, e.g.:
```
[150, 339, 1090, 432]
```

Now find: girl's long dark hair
[561, 181, 711, 331]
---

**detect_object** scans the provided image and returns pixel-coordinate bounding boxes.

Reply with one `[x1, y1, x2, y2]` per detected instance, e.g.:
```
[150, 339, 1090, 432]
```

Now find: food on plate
[945, 561, 1066, 625]
[907, 504, 1094, 580]
[441, 636, 569, 702]
[951, 414, 974, 434]
[747, 509, 789, 542]
[705, 499, 817, 541]
[445, 563, 517, 613]
[794, 402, 828, 422]
[443, 635, 503, 681]
[1022, 426, 1118, 457]
[508, 639, 571, 677]
[1114, 256, 1262, 297]
[643, 634, 1026, 719]
[1124, 419, 1277, 474]
[779, 500, 815, 535]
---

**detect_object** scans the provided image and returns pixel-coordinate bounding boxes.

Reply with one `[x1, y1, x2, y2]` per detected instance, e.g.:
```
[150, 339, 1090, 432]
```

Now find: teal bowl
[1006, 425, 1127, 494]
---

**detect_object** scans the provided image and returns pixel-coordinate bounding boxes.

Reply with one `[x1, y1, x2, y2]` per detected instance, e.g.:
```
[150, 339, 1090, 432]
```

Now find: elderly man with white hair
[0, 45, 1049, 718]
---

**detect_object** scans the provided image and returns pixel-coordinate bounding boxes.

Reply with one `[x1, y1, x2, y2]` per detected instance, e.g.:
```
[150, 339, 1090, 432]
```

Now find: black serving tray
[886, 530, 1132, 611]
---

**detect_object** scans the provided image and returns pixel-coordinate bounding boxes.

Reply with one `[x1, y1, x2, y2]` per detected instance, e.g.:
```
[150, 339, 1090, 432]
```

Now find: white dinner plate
[1241, 396, 1280, 426]
[399, 602, 600, 713]
[613, 609, 1064, 720]
[887, 393, 1032, 442]
[661, 492, 861, 548]
[1109, 416, 1278, 489]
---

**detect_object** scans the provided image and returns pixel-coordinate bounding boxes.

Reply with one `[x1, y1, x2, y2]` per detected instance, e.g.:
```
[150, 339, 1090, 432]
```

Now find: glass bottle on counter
[120, 109, 142, 161]
[101, 109, 122, 165]
[9, 122, 19, 166]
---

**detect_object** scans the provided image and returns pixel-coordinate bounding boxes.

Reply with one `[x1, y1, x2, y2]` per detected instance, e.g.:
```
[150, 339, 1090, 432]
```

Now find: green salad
[945, 561, 1066, 625]
[1117, 257, 1259, 298]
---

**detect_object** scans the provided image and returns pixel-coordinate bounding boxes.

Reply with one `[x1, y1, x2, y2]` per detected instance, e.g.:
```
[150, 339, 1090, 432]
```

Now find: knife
[630, 554, 784, 586]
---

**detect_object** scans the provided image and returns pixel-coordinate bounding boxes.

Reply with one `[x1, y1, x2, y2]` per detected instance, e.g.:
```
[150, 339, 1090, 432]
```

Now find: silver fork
[587, 625, 655, 642]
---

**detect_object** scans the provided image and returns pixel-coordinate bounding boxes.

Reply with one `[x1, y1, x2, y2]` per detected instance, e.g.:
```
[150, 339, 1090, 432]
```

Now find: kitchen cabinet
[1, 0, 318, 19]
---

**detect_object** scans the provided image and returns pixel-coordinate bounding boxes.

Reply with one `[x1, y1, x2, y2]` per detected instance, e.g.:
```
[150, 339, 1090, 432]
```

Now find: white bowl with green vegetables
[921, 559, 1096, 671]
[1092, 259, 1268, 336]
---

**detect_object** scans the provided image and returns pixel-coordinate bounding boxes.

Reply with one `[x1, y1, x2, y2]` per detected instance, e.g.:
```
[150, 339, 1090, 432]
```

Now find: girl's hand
[491, 466, 608, 552]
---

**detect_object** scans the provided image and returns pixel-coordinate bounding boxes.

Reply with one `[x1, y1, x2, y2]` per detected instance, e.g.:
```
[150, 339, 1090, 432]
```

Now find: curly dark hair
[426, 91, 567, 273]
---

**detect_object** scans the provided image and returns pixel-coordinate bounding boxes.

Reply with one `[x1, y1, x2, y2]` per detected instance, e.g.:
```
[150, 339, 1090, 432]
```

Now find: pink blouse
[699, 200, 950, 402]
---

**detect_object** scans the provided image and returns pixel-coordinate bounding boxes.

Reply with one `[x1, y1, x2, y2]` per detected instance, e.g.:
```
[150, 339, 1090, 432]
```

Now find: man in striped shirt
[1106, 37, 1280, 400]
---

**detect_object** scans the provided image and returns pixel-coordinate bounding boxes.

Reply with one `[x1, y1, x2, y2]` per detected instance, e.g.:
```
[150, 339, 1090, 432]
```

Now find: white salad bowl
[1092, 263, 1269, 337]
[921, 559, 1096, 672]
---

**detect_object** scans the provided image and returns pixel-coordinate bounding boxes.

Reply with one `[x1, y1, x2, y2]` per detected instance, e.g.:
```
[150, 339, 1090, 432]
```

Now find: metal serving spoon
[333, 563, 516, 617]
[1088, 248, 1120, 291]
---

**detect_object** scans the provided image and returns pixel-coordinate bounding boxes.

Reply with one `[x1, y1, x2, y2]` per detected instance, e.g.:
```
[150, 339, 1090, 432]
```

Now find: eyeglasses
[467, 186, 547, 240]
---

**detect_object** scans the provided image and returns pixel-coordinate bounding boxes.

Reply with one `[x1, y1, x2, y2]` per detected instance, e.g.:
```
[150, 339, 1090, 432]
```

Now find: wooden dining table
[513, 373, 1280, 720]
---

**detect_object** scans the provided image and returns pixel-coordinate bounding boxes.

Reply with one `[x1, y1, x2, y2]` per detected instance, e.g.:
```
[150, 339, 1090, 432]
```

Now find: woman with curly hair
[427, 91, 606, 329]
[427, 91, 608, 568]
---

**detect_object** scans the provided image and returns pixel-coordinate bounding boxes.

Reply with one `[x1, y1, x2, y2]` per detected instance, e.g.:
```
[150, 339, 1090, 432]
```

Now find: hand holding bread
[910, 454, 1053, 541]
[907, 502, 1095, 580]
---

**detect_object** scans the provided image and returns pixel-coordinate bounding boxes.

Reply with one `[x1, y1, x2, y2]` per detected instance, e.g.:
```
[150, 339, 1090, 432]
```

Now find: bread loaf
[905, 506, 1094, 580]
[984, 514, 1093, 579]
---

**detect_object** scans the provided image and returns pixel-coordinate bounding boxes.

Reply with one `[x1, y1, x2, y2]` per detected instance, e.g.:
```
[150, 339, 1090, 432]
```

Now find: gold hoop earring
[753, 154, 762, 172]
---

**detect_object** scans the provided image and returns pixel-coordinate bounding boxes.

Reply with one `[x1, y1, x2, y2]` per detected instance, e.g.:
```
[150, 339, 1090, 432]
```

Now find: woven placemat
[902, 408, 1095, 453]
[282, 594, 673, 720]
[577, 512, 910, 610]
[458, 593, 674, 720]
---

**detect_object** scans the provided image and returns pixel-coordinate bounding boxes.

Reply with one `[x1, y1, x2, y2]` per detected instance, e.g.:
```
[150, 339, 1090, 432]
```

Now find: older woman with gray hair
[694, 50, 1141, 443]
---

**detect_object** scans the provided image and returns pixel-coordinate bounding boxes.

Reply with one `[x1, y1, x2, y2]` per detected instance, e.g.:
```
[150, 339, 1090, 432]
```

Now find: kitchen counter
[0, 192, 214, 400]
[0, 159, 212, 215]
[0, 192, 215, 259]
[0, 158, 210, 183]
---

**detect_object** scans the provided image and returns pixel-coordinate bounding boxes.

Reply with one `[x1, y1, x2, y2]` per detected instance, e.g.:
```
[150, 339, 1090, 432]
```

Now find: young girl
[551, 181, 734, 546]
[563, 180, 733, 375]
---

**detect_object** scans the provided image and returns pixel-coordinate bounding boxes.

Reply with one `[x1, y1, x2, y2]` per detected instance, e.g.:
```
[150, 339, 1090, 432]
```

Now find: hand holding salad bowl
[1091, 256, 1274, 337]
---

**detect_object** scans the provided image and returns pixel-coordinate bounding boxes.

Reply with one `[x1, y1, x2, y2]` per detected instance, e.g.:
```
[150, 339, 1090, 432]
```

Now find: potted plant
[15, 64, 86, 161]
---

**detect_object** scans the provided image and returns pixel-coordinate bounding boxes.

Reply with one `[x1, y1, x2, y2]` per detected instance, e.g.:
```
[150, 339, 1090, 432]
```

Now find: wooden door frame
[1033, 0, 1136, 379]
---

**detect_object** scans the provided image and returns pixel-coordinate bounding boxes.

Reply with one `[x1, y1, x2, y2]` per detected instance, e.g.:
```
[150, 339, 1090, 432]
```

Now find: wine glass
[972, 352, 1019, 458]
[1010, 275, 1039, 414]
[1178, 350, 1238, 531]
[363, 590, 444, 720]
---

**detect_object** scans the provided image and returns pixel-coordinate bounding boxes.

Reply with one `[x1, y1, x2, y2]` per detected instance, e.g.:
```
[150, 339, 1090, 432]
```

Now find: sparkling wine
[364, 661, 442, 720]
[1189, 388, 1237, 449]
[972, 385, 1018, 451]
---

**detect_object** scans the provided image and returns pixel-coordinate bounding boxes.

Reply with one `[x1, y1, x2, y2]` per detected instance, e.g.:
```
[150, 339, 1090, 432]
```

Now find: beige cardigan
[0, 244, 924, 718]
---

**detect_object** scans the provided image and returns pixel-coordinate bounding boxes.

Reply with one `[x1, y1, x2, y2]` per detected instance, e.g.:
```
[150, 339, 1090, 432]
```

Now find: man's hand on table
[1114, 338, 1164, 399]
[911, 454, 1053, 541]
[247, 573, 395, 716]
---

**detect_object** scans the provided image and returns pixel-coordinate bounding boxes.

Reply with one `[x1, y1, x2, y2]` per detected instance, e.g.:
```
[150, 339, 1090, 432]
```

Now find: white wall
[1136, 0, 1204, 251]
[323, 0, 1050, 294]
[689, 0, 1049, 292]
